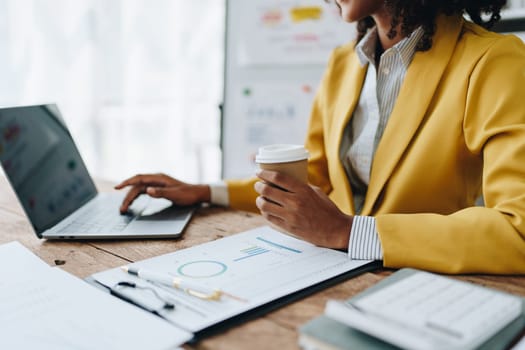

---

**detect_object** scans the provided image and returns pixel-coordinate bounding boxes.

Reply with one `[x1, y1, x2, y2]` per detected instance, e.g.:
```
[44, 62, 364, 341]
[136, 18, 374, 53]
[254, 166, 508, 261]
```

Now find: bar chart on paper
[234, 246, 270, 261]
[234, 236, 302, 261]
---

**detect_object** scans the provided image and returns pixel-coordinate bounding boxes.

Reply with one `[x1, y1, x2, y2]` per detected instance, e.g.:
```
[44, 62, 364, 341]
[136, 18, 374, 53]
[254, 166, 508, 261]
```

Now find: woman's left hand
[254, 170, 353, 249]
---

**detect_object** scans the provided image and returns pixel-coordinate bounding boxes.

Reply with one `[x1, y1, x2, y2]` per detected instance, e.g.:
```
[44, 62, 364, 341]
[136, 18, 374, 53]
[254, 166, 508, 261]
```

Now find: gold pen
[122, 266, 245, 302]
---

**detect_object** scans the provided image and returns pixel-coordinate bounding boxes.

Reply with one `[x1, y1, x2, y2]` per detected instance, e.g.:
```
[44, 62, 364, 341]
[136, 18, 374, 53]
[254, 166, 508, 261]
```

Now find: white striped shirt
[347, 27, 423, 261]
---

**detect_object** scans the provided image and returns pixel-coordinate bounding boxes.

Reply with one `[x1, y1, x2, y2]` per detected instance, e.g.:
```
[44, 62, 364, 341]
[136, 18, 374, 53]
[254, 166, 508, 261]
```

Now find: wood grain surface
[0, 176, 523, 350]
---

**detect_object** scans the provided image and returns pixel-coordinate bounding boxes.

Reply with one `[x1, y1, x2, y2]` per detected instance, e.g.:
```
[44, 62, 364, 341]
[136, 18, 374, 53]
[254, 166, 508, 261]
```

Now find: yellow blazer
[227, 15, 525, 274]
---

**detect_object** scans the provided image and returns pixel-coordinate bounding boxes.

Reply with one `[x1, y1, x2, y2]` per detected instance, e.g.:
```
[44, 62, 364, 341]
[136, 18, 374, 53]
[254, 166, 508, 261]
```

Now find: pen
[122, 265, 225, 301]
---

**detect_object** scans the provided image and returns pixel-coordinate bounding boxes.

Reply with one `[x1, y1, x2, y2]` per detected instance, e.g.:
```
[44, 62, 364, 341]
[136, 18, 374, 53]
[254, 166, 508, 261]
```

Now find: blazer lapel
[361, 15, 464, 215]
[331, 50, 367, 214]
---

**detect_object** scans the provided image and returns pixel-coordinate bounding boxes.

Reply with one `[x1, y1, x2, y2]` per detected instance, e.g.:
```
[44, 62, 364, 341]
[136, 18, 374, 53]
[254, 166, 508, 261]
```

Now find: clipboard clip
[108, 281, 175, 315]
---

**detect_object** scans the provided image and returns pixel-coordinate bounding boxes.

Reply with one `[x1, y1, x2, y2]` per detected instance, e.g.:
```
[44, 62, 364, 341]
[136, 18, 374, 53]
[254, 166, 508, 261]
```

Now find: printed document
[93, 226, 372, 332]
[0, 241, 192, 350]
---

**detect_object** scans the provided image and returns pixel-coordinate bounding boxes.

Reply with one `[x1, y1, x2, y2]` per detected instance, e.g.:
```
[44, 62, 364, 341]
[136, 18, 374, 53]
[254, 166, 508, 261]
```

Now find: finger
[115, 175, 167, 189]
[256, 170, 303, 192]
[256, 196, 287, 219]
[120, 185, 145, 213]
[311, 184, 322, 192]
[146, 186, 190, 204]
[312, 185, 328, 197]
[115, 175, 146, 189]
[146, 186, 172, 199]
[114, 174, 169, 189]
[265, 213, 286, 227]
[254, 181, 288, 206]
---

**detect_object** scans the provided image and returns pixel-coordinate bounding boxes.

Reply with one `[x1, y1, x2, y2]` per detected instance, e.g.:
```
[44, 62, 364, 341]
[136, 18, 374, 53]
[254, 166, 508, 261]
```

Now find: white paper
[0, 242, 192, 350]
[93, 226, 372, 333]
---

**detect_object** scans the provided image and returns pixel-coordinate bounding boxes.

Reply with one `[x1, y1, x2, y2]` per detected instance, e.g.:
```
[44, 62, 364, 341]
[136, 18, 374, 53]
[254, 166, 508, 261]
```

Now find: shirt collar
[356, 27, 379, 66]
[356, 26, 424, 68]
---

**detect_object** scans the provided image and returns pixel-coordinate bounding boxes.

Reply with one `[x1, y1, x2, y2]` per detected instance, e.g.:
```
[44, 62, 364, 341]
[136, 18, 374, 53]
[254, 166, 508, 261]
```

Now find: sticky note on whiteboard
[290, 6, 322, 23]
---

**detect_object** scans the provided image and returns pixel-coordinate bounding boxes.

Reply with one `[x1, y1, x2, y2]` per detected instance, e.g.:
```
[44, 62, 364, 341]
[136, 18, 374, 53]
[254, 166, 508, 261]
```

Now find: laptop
[0, 104, 195, 239]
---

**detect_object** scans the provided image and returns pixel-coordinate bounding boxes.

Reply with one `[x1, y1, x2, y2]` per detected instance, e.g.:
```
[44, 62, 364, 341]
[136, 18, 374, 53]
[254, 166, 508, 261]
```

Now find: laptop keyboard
[56, 202, 134, 234]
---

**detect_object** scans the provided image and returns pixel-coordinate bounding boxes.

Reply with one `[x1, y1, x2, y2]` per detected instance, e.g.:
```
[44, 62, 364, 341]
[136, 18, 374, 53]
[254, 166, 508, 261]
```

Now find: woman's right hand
[114, 173, 210, 214]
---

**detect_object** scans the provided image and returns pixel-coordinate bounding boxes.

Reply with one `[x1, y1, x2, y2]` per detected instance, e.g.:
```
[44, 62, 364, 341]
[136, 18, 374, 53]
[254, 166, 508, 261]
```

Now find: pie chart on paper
[177, 260, 228, 279]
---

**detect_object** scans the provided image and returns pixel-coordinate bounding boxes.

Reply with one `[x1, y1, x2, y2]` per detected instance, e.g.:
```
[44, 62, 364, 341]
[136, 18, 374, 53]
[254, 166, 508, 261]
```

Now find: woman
[116, 0, 525, 273]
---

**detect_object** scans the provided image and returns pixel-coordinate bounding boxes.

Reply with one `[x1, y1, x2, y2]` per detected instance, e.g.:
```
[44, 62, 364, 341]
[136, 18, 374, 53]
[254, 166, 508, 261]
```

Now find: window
[0, 0, 225, 183]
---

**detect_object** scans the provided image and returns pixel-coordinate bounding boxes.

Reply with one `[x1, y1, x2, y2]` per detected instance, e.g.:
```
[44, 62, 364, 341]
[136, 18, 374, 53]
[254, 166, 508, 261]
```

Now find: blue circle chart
[177, 260, 227, 278]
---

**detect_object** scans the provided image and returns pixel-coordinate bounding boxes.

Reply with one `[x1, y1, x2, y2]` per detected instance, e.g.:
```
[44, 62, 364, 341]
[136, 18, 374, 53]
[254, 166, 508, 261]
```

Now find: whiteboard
[222, 0, 355, 179]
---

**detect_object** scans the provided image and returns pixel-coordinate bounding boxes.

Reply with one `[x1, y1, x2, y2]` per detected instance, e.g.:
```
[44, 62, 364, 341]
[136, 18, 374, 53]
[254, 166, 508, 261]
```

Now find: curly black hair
[352, 0, 507, 51]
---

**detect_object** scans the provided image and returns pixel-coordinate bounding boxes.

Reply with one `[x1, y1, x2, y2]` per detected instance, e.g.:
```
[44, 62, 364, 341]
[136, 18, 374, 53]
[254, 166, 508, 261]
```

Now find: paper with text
[93, 226, 372, 332]
[0, 241, 192, 350]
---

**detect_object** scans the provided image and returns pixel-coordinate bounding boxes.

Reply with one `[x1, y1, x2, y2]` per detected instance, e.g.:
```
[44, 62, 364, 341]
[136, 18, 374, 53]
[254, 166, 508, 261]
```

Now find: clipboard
[86, 260, 379, 342]
[85, 226, 381, 342]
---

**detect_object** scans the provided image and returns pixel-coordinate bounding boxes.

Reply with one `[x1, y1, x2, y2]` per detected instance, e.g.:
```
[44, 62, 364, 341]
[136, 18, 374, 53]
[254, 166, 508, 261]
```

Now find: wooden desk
[1, 176, 524, 350]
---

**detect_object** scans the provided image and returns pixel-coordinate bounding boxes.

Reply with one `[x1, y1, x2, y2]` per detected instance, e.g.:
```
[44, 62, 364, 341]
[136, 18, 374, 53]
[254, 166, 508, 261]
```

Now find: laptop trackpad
[124, 199, 194, 234]
[137, 205, 194, 221]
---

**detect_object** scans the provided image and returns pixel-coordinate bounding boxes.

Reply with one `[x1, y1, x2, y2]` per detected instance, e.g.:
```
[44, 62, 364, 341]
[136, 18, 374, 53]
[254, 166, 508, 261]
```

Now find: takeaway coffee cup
[255, 144, 309, 183]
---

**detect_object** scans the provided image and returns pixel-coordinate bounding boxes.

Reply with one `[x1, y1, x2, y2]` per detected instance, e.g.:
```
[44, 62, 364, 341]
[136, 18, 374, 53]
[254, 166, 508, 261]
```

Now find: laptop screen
[0, 104, 97, 234]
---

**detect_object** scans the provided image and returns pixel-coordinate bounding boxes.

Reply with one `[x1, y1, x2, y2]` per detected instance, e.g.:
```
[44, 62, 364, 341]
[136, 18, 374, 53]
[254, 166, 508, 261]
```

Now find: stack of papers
[0, 241, 191, 350]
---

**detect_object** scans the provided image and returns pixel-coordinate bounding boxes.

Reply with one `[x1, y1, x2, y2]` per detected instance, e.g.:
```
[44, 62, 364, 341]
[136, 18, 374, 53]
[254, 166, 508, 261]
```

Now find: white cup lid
[255, 144, 309, 164]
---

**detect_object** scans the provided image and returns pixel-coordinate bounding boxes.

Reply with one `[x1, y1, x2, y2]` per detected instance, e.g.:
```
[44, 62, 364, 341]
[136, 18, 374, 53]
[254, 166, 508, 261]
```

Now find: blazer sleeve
[225, 176, 259, 213]
[376, 35, 525, 274]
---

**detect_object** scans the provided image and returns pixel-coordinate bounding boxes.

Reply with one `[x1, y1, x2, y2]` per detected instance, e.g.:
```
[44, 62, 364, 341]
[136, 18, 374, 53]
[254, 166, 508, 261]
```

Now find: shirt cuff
[348, 215, 383, 260]
[208, 181, 229, 206]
